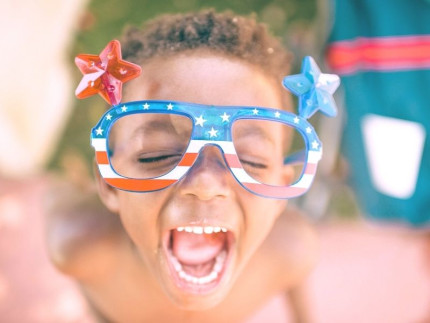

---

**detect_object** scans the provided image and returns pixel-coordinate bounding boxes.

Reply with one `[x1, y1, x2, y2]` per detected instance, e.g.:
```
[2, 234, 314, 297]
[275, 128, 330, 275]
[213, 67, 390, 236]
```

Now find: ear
[93, 160, 120, 214]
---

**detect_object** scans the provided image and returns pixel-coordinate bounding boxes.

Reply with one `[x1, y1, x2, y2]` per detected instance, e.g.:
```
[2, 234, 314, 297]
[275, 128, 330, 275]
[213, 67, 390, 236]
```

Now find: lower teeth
[171, 250, 227, 285]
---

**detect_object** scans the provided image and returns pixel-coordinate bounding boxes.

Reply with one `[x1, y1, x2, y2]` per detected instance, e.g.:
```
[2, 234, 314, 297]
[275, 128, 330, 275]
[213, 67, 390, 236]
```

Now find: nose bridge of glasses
[186, 138, 240, 168]
[195, 142, 229, 167]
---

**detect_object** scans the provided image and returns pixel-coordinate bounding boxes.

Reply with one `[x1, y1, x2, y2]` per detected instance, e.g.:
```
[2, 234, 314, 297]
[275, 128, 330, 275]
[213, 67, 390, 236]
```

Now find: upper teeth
[177, 226, 228, 234]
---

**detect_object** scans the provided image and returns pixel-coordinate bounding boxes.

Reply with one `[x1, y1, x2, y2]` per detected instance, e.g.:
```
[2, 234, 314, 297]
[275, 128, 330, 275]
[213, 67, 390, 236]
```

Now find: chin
[164, 285, 230, 311]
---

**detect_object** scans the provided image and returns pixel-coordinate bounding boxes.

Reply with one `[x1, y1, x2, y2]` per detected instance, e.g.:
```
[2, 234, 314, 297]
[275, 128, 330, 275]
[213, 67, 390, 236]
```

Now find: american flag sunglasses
[91, 100, 323, 199]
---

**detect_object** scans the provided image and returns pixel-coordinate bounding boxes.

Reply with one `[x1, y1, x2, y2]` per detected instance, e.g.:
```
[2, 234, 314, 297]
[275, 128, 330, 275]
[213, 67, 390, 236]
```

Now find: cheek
[116, 192, 166, 250]
[240, 194, 286, 247]
[245, 193, 286, 219]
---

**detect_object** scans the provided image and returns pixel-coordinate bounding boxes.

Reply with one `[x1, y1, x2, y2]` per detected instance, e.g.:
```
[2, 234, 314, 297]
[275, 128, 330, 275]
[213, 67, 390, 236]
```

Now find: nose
[178, 145, 233, 200]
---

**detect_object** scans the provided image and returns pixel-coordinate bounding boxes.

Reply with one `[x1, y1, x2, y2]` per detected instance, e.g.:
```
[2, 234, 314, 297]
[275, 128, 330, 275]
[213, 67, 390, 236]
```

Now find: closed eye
[240, 159, 267, 169]
[138, 154, 182, 163]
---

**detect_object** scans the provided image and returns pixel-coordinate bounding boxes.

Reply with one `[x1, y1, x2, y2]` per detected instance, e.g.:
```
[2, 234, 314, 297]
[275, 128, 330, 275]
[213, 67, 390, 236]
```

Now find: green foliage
[75, 0, 316, 52]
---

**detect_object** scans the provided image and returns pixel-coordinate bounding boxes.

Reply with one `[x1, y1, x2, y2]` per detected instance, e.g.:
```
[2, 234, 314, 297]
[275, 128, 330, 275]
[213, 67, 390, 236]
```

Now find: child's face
[97, 53, 290, 309]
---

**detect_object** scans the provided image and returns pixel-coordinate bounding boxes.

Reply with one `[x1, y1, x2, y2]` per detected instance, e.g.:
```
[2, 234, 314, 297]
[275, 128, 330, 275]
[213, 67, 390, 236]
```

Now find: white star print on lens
[220, 112, 230, 122]
[312, 140, 319, 149]
[208, 127, 218, 138]
[195, 115, 207, 127]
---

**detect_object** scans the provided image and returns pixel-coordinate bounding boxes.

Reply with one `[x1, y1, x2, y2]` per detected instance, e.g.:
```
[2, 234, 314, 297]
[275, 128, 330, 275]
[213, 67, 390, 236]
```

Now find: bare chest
[83, 253, 286, 322]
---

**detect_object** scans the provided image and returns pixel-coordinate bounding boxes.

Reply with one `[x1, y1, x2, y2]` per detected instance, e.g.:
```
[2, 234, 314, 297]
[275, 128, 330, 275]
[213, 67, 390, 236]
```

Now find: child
[47, 10, 338, 322]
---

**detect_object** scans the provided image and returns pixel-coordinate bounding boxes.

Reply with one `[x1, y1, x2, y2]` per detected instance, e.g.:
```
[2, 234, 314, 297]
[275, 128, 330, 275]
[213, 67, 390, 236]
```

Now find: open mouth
[164, 226, 235, 294]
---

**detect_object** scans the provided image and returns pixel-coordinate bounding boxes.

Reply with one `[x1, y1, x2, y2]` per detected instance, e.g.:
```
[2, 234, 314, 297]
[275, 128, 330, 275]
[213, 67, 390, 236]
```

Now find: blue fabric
[327, 0, 430, 226]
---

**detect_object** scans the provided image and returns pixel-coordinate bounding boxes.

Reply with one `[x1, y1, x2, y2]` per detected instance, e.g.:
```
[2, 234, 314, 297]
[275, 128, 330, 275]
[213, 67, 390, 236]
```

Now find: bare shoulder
[259, 204, 319, 287]
[44, 180, 127, 282]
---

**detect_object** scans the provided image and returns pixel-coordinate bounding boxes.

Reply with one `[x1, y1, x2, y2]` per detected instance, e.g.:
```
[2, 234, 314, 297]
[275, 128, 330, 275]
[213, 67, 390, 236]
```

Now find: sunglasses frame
[91, 100, 322, 199]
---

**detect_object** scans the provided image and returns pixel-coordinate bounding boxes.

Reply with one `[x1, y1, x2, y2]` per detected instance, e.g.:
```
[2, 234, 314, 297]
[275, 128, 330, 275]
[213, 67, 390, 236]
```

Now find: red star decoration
[75, 40, 141, 105]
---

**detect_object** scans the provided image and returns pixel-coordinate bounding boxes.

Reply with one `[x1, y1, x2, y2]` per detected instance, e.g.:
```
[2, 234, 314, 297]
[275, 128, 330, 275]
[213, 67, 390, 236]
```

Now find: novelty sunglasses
[91, 101, 324, 198]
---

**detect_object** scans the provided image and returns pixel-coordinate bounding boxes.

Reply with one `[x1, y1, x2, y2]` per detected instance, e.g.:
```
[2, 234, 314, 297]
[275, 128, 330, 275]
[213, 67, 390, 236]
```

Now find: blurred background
[0, 0, 429, 322]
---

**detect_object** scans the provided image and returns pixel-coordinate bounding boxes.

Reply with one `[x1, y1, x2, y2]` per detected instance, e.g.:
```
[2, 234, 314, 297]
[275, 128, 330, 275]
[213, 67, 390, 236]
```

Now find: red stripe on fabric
[326, 36, 430, 74]
[225, 154, 242, 168]
[105, 178, 176, 191]
[243, 183, 306, 199]
[96, 151, 109, 164]
[178, 153, 198, 167]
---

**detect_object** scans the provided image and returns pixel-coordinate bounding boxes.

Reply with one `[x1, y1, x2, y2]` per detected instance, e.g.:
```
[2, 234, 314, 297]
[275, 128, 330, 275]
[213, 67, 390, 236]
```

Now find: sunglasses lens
[232, 119, 307, 186]
[108, 113, 192, 179]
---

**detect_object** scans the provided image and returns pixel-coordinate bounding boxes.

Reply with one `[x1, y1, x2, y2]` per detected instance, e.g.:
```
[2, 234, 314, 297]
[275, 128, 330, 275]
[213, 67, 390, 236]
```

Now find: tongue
[171, 230, 226, 265]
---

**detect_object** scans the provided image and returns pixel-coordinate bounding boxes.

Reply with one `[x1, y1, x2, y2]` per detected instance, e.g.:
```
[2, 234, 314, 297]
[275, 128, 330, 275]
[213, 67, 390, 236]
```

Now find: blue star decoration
[283, 56, 340, 119]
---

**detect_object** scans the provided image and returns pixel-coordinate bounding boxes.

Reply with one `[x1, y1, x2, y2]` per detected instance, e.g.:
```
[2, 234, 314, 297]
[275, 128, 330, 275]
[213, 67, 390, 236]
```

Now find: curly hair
[121, 10, 292, 104]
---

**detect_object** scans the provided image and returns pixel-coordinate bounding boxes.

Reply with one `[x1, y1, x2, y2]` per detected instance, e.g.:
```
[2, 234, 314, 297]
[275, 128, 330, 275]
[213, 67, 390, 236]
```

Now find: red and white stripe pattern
[326, 35, 430, 75]
[241, 150, 321, 198]
[92, 138, 321, 198]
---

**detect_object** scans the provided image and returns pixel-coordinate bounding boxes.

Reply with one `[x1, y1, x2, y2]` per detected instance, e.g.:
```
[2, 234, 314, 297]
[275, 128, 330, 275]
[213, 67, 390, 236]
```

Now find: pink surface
[0, 178, 93, 323]
[1, 177, 429, 322]
[305, 222, 430, 323]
